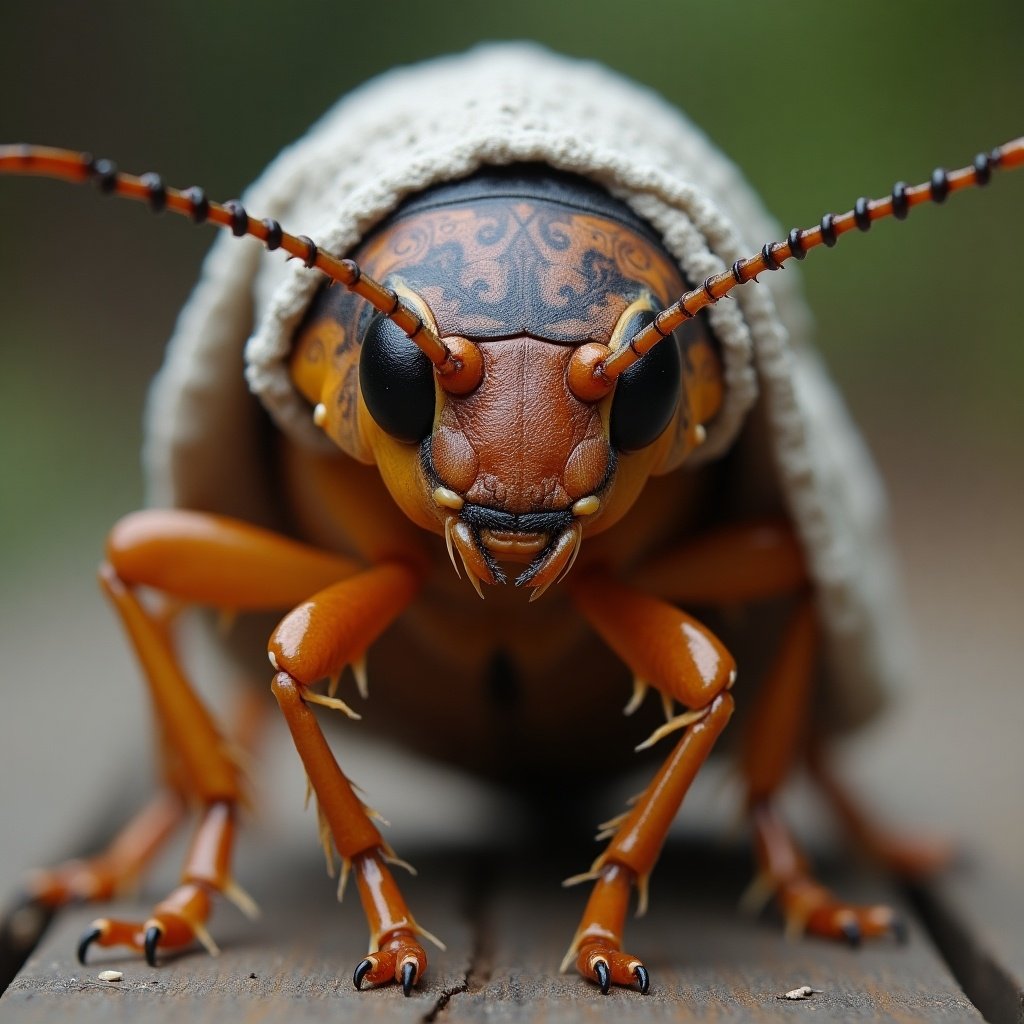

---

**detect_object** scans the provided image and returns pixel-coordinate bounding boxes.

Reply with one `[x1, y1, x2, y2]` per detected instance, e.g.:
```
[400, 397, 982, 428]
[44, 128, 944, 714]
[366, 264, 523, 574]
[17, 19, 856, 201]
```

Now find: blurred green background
[1, 0, 1022, 574]
[0, 0, 1021, 897]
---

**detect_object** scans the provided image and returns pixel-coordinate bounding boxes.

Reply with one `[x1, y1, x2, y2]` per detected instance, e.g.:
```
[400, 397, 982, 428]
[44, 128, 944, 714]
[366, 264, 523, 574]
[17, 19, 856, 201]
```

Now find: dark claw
[633, 964, 650, 994]
[595, 958, 611, 995]
[401, 960, 417, 997]
[76, 925, 102, 965]
[840, 919, 862, 948]
[143, 925, 162, 967]
[353, 957, 373, 990]
[890, 915, 909, 944]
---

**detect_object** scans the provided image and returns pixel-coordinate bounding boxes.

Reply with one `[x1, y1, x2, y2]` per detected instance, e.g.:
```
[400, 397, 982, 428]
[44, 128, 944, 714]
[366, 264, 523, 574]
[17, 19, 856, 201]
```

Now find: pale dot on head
[572, 496, 601, 517]
[433, 486, 465, 511]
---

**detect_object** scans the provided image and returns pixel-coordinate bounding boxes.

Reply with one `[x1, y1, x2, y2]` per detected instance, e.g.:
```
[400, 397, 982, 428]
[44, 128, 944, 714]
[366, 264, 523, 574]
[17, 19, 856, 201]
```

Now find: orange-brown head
[290, 168, 724, 598]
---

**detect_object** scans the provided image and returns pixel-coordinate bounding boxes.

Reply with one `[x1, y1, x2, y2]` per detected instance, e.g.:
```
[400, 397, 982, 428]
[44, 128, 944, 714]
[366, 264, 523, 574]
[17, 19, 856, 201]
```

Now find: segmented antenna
[0, 145, 461, 378]
[599, 137, 1024, 384]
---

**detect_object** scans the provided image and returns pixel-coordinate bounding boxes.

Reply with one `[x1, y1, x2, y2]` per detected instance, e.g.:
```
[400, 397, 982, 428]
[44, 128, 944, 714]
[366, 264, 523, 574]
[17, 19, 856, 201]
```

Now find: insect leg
[806, 744, 952, 879]
[739, 596, 902, 942]
[273, 675, 435, 995]
[75, 509, 363, 964]
[0, 788, 186, 970]
[563, 695, 734, 993]
[628, 519, 807, 606]
[268, 564, 438, 996]
[27, 790, 185, 910]
[632, 521, 912, 943]
[564, 570, 737, 993]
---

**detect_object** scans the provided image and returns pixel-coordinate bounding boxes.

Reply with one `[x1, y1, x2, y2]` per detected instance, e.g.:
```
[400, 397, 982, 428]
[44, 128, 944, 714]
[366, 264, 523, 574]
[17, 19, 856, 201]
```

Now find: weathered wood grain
[913, 865, 1024, 1024]
[445, 848, 983, 1024]
[0, 846, 472, 1024]
[0, 842, 986, 1023]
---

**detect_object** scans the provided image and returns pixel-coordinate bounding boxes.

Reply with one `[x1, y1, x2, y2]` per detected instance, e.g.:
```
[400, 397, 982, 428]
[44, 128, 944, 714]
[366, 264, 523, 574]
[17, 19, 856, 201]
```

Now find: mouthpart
[433, 490, 600, 601]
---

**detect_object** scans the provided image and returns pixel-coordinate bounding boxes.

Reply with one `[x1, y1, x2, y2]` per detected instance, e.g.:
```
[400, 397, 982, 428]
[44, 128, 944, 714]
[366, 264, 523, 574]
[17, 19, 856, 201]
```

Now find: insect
[0, 45, 1020, 997]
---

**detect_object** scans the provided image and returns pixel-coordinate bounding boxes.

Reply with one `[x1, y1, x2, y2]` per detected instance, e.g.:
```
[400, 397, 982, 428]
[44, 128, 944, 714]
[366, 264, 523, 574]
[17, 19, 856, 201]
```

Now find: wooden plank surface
[1, 846, 473, 1024]
[443, 850, 983, 1024]
[0, 842, 986, 1023]
[913, 865, 1024, 1024]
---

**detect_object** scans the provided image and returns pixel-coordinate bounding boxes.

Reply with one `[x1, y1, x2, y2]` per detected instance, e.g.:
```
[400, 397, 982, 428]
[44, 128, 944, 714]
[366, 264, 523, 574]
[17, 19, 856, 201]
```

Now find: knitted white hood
[145, 44, 909, 730]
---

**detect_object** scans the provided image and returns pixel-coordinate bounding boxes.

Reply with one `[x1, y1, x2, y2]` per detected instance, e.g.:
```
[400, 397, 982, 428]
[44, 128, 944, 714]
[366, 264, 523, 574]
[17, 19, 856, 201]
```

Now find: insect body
[1, 45, 1021, 996]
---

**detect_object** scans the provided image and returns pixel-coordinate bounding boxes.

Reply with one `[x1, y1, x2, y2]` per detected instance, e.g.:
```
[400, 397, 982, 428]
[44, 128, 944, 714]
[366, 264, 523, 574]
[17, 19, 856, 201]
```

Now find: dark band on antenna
[787, 229, 806, 259]
[973, 152, 991, 185]
[186, 187, 209, 223]
[819, 213, 837, 247]
[891, 181, 909, 220]
[854, 197, 871, 232]
[262, 218, 282, 250]
[930, 169, 950, 204]
[297, 235, 318, 269]
[225, 200, 248, 237]
[672, 300, 693, 323]
[141, 173, 167, 213]
[91, 158, 118, 194]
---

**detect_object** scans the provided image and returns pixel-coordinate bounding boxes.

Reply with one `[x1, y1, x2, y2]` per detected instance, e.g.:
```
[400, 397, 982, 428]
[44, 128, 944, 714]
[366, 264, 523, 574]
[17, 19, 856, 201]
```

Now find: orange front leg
[80, 801, 252, 965]
[268, 562, 438, 996]
[635, 521, 921, 943]
[565, 695, 734, 993]
[566, 569, 736, 993]
[69, 509, 363, 965]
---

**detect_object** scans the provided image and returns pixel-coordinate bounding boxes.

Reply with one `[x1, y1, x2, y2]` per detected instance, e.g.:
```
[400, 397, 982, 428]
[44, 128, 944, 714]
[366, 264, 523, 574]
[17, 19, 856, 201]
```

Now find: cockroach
[0, 46, 1020, 996]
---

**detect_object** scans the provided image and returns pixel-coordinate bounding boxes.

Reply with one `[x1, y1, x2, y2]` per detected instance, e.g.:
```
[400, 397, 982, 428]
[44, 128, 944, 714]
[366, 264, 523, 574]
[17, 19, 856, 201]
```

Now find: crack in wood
[422, 980, 469, 1023]
[421, 853, 495, 1021]
[1, 846, 1010, 1021]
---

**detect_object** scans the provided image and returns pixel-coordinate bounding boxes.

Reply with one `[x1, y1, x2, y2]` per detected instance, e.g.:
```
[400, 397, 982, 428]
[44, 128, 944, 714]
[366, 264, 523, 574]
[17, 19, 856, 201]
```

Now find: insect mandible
[0, 45, 1021, 997]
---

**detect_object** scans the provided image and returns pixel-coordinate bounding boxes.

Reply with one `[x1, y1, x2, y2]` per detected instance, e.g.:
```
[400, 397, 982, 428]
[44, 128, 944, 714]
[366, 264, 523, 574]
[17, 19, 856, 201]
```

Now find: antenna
[0, 145, 481, 390]
[594, 137, 1024, 388]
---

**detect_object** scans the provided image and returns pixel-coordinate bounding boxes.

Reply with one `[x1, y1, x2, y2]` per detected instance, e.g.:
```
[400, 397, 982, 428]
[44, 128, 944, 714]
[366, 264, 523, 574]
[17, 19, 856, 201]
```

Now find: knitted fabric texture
[145, 44, 909, 729]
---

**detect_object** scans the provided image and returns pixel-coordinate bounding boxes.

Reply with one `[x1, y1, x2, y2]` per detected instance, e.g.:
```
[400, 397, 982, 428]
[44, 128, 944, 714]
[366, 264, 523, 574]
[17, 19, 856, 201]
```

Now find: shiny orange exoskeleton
[0, 138, 1021, 997]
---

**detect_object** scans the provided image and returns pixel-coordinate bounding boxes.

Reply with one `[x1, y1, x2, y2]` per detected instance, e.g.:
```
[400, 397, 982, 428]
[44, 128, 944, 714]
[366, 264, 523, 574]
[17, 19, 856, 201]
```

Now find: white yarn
[145, 44, 909, 729]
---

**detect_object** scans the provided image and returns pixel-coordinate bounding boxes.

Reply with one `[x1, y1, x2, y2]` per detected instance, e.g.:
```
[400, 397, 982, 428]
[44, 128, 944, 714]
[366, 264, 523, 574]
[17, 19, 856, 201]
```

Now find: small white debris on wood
[778, 985, 817, 1000]
[97, 970, 123, 983]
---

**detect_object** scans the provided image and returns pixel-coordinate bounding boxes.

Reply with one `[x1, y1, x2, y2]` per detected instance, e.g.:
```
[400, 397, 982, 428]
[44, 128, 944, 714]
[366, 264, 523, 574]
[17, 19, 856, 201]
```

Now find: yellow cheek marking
[572, 495, 601, 517]
[610, 292, 658, 350]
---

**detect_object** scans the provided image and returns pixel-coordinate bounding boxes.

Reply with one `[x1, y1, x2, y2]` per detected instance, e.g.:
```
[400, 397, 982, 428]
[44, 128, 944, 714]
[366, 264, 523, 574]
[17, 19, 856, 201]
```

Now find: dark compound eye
[359, 313, 436, 443]
[609, 309, 682, 452]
